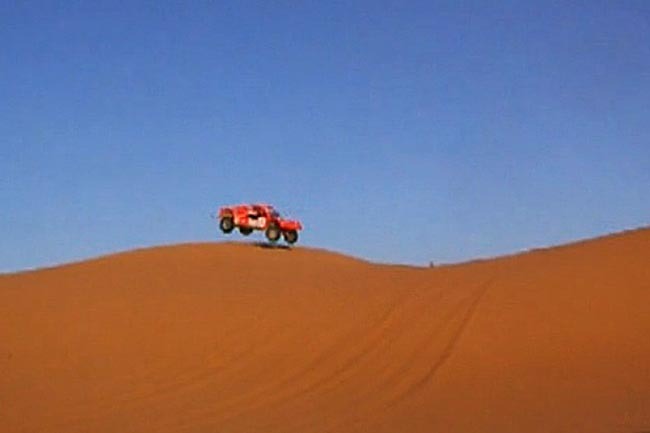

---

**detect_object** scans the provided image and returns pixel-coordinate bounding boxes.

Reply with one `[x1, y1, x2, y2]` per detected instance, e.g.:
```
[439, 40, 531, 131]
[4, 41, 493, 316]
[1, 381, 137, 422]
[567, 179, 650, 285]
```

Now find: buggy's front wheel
[283, 230, 298, 244]
[265, 224, 281, 242]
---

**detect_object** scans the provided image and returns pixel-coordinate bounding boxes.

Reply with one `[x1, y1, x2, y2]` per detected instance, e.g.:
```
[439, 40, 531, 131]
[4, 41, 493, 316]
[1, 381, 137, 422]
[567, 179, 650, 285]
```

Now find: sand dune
[1, 229, 649, 432]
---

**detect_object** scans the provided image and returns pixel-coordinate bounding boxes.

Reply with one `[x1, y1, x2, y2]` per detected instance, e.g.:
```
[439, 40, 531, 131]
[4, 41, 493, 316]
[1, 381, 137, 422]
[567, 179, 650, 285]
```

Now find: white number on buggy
[248, 217, 266, 228]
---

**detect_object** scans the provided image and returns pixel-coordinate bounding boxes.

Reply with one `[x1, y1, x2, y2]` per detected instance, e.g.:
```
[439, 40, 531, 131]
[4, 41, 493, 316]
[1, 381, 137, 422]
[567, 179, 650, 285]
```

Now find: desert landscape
[3, 2, 649, 432]
[1, 228, 649, 433]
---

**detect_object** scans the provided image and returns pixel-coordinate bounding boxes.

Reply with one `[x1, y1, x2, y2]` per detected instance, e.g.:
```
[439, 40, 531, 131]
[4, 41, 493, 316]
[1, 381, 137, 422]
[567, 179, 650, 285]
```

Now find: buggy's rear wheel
[219, 216, 234, 233]
[265, 224, 281, 242]
[283, 230, 298, 244]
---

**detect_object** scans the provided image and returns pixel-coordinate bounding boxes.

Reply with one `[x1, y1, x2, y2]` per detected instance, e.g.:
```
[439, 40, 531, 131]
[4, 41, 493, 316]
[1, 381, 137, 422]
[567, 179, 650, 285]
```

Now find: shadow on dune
[252, 241, 292, 251]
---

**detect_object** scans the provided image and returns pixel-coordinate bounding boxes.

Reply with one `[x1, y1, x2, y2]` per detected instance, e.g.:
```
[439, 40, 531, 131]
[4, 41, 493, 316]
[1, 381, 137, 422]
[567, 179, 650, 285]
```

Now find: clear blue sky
[1, 1, 649, 271]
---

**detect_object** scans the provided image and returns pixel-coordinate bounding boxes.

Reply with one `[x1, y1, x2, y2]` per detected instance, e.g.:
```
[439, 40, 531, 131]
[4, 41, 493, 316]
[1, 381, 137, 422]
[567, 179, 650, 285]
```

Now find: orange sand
[1, 229, 649, 432]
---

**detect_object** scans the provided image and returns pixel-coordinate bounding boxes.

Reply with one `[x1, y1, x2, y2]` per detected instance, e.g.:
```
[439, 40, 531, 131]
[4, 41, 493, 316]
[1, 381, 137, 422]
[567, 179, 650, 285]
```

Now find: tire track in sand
[387, 275, 496, 406]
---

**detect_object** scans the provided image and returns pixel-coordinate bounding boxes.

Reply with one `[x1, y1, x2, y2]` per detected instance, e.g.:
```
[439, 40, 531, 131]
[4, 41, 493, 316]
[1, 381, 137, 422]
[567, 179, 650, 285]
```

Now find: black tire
[219, 216, 234, 233]
[265, 224, 281, 242]
[239, 227, 253, 236]
[283, 230, 298, 244]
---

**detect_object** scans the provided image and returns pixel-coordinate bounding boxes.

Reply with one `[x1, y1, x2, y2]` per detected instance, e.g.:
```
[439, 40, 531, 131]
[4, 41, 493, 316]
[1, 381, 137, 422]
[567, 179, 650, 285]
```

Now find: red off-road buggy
[217, 204, 303, 244]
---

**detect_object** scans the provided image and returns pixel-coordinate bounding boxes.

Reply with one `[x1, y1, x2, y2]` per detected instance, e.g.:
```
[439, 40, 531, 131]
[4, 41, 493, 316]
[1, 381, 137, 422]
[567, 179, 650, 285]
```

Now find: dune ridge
[2, 228, 649, 432]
